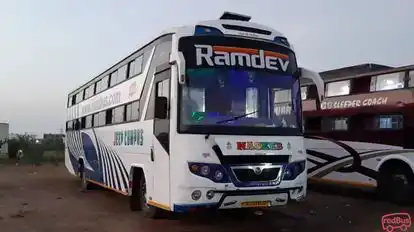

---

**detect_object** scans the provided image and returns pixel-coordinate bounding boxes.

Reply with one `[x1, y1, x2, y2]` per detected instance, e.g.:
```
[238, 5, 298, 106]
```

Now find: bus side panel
[64, 121, 153, 195]
[94, 121, 153, 194]
[305, 138, 403, 187]
[64, 134, 77, 176]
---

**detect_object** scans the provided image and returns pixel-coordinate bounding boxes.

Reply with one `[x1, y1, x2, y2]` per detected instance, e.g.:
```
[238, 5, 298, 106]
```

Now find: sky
[0, 0, 413, 135]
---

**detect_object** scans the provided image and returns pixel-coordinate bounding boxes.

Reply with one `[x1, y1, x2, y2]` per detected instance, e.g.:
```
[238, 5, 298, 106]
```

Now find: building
[300, 63, 414, 147]
[0, 123, 9, 154]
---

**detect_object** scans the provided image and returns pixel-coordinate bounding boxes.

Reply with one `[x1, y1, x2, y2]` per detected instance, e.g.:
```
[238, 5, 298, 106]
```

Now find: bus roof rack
[219, 12, 251, 22]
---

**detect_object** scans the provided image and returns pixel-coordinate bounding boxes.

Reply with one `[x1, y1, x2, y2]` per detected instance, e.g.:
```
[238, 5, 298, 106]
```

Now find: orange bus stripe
[147, 200, 171, 211]
[263, 51, 289, 59]
[213, 46, 258, 55]
[86, 178, 129, 196]
[212, 46, 289, 60]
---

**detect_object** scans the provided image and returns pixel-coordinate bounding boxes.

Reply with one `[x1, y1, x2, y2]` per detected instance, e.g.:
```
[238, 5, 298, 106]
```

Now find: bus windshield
[177, 36, 302, 136]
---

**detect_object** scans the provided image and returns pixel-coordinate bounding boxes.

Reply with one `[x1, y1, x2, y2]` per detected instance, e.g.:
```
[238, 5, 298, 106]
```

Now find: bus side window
[156, 79, 170, 119]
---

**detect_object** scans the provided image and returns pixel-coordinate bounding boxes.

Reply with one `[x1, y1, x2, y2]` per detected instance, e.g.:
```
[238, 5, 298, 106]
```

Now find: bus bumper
[172, 186, 305, 213]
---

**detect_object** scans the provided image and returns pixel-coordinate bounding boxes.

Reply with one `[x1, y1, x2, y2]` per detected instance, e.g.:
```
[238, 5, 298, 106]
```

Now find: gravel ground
[0, 164, 412, 232]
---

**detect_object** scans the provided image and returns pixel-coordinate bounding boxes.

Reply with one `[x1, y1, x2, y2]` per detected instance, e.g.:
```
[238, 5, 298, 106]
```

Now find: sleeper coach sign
[302, 89, 414, 112]
[320, 96, 388, 110]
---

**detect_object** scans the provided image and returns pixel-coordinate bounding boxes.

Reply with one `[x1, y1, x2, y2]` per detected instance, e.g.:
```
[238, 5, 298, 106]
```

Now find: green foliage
[0, 139, 7, 147]
[2, 133, 65, 165]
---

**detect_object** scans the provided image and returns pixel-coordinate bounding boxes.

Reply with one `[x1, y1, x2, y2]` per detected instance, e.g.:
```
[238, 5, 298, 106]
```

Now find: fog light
[191, 190, 202, 201]
[214, 170, 223, 181]
[200, 165, 210, 176]
[206, 190, 215, 199]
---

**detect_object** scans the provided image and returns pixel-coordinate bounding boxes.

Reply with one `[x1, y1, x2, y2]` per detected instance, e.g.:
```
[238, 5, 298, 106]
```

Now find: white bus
[65, 12, 325, 218]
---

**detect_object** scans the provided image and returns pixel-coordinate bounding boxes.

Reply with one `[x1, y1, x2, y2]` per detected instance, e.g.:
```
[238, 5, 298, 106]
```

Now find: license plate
[241, 201, 271, 208]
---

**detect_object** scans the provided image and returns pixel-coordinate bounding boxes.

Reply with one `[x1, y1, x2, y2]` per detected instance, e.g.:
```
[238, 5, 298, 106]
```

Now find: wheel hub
[393, 174, 408, 185]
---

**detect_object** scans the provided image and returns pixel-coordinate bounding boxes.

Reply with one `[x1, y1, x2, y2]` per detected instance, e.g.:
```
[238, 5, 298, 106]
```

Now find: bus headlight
[188, 162, 231, 183]
[283, 160, 306, 181]
[214, 170, 223, 181]
[200, 165, 210, 176]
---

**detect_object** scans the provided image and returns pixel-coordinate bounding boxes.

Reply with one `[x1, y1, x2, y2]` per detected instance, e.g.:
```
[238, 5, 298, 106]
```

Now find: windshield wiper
[204, 110, 259, 140]
[216, 110, 260, 124]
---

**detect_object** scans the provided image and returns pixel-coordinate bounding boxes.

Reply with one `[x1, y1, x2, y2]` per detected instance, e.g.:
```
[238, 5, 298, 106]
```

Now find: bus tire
[129, 170, 142, 211]
[139, 174, 163, 219]
[377, 161, 414, 204]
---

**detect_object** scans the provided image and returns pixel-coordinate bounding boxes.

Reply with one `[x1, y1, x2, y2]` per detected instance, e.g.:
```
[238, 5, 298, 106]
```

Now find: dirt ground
[0, 164, 412, 232]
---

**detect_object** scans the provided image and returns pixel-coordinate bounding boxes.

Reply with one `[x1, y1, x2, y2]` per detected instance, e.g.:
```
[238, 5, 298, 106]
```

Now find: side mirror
[155, 96, 168, 119]
[299, 67, 325, 108]
[170, 52, 187, 85]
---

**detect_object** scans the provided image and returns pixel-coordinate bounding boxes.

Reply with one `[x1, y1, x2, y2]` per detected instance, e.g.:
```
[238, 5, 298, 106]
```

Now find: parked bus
[65, 12, 325, 218]
[300, 64, 414, 203]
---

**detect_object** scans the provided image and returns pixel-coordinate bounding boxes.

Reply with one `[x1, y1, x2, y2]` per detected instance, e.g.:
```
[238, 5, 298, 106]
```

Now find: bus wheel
[139, 175, 163, 218]
[129, 171, 142, 211]
[378, 163, 414, 204]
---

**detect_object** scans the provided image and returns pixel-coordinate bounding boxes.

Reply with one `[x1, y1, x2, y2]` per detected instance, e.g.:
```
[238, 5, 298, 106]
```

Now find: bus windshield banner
[178, 36, 297, 75]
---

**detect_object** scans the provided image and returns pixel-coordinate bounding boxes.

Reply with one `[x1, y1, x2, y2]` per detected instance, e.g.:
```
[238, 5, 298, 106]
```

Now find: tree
[0, 139, 7, 148]
[8, 134, 36, 158]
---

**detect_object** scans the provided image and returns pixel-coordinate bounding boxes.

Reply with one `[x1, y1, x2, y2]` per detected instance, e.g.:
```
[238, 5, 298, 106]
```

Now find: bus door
[151, 64, 171, 206]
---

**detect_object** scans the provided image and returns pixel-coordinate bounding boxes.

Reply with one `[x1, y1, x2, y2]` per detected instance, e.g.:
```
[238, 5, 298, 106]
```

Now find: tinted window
[408, 71, 414, 87]
[66, 121, 73, 130]
[101, 75, 109, 92]
[128, 55, 144, 78]
[323, 117, 348, 131]
[98, 111, 106, 126]
[370, 72, 404, 91]
[68, 96, 72, 107]
[112, 106, 124, 123]
[126, 103, 132, 121]
[274, 89, 291, 103]
[110, 71, 118, 87]
[301, 86, 308, 100]
[76, 91, 83, 103]
[118, 65, 127, 83]
[375, 115, 403, 129]
[85, 115, 92, 128]
[326, 80, 350, 97]
[93, 113, 99, 127]
[131, 101, 139, 120]
[134, 56, 143, 75]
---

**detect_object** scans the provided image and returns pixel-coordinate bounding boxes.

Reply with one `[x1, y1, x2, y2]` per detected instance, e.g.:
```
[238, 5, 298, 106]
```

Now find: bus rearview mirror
[177, 52, 186, 85]
[299, 67, 325, 104]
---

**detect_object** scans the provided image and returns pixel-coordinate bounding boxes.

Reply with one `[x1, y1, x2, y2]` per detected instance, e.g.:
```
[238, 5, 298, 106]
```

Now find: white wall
[0, 123, 9, 154]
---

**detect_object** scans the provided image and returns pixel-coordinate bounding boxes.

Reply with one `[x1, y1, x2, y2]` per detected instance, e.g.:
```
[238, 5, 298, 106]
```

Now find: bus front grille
[231, 165, 282, 182]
